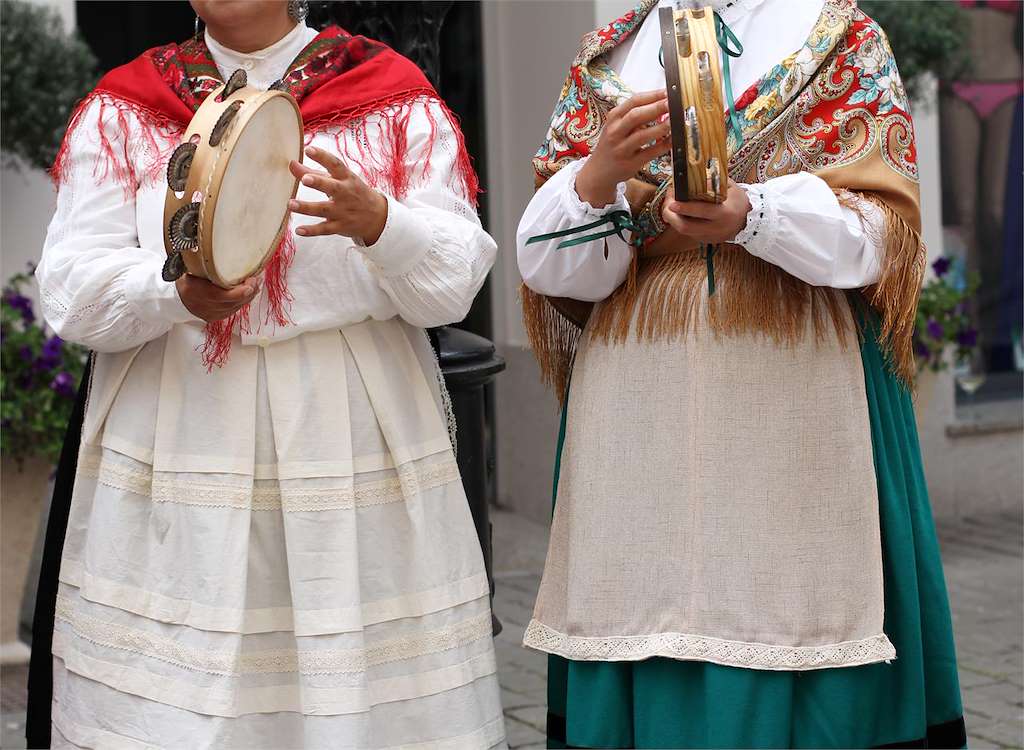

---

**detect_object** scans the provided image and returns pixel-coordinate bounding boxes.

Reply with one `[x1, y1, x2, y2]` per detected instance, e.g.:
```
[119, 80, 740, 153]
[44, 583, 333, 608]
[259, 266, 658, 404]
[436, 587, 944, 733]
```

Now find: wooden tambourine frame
[660, 5, 729, 204]
[162, 73, 303, 289]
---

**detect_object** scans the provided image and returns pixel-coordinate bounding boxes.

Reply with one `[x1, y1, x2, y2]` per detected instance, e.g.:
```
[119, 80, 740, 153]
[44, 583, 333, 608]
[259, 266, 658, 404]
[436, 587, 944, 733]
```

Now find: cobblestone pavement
[2, 509, 1020, 749]
[491, 507, 1024, 750]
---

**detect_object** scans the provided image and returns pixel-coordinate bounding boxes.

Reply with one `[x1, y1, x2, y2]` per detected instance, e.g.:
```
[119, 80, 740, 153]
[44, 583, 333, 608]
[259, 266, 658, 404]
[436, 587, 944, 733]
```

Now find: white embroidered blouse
[517, 0, 884, 302]
[38, 24, 507, 747]
[36, 23, 495, 354]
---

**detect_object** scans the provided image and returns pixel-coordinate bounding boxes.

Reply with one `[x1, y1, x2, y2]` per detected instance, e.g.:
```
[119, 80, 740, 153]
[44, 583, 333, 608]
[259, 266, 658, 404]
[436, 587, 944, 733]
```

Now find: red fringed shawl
[52, 26, 479, 367]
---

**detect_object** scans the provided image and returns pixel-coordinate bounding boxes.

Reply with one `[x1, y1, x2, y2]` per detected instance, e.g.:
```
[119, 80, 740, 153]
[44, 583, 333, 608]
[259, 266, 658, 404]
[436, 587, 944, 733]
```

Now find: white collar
[205, 22, 313, 87]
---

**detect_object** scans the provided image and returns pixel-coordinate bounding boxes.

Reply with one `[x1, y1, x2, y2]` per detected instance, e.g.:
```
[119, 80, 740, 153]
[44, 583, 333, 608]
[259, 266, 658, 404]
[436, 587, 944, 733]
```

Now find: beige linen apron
[524, 296, 896, 671]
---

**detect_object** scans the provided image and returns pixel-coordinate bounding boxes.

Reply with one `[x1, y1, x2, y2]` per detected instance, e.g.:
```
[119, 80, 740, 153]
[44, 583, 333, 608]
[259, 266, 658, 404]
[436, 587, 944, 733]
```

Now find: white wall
[484, 0, 602, 520]
[484, 1, 603, 350]
[915, 76, 944, 271]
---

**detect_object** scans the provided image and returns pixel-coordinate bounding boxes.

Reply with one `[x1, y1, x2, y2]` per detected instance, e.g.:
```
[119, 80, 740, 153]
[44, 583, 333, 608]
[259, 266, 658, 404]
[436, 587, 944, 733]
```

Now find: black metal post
[433, 328, 506, 635]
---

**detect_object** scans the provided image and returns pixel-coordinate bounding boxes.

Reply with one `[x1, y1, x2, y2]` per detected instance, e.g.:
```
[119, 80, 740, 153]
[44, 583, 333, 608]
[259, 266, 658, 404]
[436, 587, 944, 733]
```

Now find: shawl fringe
[523, 246, 855, 406]
[52, 89, 478, 369]
[520, 284, 582, 400]
[839, 190, 925, 386]
[308, 89, 480, 207]
[589, 248, 852, 348]
[199, 227, 297, 370]
[50, 91, 182, 198]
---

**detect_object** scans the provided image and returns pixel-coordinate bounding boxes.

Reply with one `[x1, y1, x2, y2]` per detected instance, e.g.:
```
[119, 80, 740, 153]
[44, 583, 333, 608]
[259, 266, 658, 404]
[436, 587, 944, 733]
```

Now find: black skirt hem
[546, 712, 967, 749]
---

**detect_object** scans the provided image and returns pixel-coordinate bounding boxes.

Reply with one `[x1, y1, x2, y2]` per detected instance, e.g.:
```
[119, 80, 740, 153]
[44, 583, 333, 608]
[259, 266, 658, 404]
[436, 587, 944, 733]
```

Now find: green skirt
[546, 327, 965, 749]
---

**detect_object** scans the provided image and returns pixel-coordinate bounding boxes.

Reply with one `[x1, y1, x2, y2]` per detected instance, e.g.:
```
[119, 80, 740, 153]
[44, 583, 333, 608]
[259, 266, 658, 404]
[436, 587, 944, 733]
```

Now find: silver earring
[194, 14, 202, 38]
[287, 0, 309, 23]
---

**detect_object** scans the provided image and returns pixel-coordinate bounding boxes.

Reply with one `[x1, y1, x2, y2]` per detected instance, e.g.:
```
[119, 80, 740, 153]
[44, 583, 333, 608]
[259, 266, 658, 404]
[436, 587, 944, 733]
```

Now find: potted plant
[912, 256, 981, 416]
[1, 269, 87, 653]
[1, 269, 88, 467]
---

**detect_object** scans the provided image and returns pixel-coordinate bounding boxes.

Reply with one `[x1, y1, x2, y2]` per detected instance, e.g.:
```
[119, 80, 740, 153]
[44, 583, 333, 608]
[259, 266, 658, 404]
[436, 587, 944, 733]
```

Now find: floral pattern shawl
[522, 0, 925, 396]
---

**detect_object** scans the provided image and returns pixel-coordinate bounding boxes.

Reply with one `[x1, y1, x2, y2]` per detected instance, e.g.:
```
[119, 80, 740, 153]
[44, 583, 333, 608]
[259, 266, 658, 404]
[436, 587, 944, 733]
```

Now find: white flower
[793, 45, 818, 78]
[859, 37, 887, 77]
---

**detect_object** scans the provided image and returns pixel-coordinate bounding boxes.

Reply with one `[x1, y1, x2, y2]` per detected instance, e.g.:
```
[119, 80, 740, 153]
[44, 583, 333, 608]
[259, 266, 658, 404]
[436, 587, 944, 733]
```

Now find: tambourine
[162, 69, 303, 288]
[660, 3, 729, 203]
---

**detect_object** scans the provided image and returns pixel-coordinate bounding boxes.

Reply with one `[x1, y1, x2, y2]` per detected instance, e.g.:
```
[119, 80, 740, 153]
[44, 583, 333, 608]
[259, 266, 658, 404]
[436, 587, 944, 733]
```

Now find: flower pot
[1, 455, 53, 658]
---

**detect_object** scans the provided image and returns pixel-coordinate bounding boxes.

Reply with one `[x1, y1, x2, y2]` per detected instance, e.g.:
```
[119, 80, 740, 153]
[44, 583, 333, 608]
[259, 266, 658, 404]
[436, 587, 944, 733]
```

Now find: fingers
[617, 98, 669, 132]
[294, 220, 343, 238]
[297, 171, 341, 199]
[304, 146, 352, 180]
[623, 120, 672, 154]
[665, 199, 719, 220]
[176, 274, 259, 322]
[661, 206, 709, 237]
[289, 198, 333, 218]
[288, 159, 315, 179]
[224, 278, 260, 303]
[609, 89, 667, 121]
[638, 137, 672, 162]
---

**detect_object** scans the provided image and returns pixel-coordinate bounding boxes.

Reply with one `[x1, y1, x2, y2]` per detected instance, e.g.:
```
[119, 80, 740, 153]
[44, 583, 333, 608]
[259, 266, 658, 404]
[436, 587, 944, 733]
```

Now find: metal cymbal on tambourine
[660, 4, 729, 204]
[162, 68, 303, 288]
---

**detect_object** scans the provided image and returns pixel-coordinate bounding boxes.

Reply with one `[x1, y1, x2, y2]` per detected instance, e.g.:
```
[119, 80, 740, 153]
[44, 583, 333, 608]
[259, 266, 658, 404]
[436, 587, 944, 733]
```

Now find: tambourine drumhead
[211, 96, 302, 286]
[163, 75, 303, 289]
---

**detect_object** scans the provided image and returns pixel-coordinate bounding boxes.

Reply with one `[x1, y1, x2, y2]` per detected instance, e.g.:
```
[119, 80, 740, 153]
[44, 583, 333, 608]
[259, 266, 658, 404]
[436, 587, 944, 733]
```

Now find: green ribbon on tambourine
[715, 11, 745, 148]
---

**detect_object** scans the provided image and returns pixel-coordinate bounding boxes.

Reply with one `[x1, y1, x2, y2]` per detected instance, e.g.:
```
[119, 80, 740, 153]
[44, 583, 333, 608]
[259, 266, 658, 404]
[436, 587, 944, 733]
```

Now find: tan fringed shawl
[522, 0, 924, 398]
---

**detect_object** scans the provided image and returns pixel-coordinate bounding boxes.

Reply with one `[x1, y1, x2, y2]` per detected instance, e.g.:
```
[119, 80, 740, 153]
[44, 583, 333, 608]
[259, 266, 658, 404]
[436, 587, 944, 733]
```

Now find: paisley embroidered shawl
[51, 26, 479, 367]
[522, 0, 924, 397]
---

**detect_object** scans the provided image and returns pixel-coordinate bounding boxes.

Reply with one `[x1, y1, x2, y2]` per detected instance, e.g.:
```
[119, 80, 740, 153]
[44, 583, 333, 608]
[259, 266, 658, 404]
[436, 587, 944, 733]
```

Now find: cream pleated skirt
[52, 319, 505, 749]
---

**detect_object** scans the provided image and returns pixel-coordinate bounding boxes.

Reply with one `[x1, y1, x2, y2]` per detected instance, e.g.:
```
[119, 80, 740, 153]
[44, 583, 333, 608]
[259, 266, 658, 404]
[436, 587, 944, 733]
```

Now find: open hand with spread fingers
[288, 146, 389, 245]
[661, 179, 752, 244]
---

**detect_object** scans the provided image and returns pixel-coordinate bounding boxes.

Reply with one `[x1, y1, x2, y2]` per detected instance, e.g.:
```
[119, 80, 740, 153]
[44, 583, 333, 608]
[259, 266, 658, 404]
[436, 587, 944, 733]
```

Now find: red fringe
[308, 89, 480, 207]
[51, 91, 182, 198]
[199, 227, 296, 370]
[53, 89, 480, 368]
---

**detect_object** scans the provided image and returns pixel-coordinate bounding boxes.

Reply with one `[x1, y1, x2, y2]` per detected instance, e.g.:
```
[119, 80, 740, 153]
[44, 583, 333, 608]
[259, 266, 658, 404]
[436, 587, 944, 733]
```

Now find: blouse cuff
[357, 194, 432, 278]
[562, 158, 629, 220]
[733, 182, 778, 257]
[123, 261, 199, 326]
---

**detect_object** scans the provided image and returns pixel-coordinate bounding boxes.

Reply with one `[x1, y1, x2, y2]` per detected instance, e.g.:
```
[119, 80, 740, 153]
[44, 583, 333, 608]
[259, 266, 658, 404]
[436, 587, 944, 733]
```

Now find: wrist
[359, 190, 388, 245]
[732, 186, 752, 240]
[575, 161, 620, 208]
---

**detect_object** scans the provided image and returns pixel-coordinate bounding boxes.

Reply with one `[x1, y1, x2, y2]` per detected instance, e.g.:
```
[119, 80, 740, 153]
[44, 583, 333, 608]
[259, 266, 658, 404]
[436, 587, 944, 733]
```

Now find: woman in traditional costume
[28, 1, 504, 747]
[516, 0, 964, 747]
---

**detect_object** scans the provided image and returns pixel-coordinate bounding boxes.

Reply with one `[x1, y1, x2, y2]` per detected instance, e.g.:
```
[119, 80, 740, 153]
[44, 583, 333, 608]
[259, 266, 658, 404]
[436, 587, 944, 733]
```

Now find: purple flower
[957, 327, 978, 348]
[50, 371, 75, 398]
[926, 319, 944, 340]
[932, 257, 951, 277]
[39, 335, 63, 368]
[914, 338, 931, 358]
[2, 290, 35, 325]
[18, 345, 34, 363]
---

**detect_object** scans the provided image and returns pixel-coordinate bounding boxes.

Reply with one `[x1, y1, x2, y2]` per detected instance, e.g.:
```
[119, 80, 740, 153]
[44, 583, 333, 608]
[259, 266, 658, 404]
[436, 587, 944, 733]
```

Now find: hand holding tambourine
[161, 69, 302, 320]
[661, 178, 750, 244]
